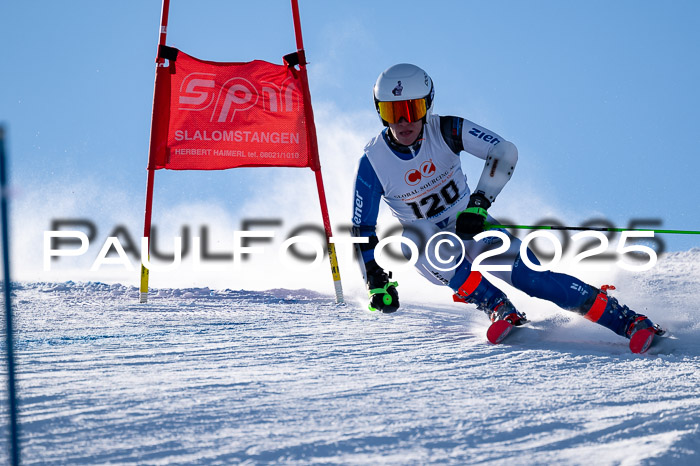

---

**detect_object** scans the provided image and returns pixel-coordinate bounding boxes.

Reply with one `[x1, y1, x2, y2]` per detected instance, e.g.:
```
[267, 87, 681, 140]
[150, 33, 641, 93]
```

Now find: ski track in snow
[2, 250, 700, 465]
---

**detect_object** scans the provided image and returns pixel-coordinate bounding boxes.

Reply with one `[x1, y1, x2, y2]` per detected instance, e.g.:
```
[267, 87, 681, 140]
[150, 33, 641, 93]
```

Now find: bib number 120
[407, 180, 460, 219]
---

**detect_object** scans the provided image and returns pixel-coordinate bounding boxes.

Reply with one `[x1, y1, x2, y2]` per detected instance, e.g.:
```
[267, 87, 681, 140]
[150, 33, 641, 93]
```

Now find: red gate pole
[290, 0, 344, 304]
[140, 0, 171, 303]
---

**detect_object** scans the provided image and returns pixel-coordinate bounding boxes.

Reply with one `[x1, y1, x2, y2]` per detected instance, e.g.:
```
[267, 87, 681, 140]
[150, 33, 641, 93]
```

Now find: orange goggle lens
[377, 98, 428, 124]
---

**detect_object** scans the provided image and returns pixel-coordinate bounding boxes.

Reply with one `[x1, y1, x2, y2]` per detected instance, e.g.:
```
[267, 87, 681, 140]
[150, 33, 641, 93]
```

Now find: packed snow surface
[2, 250, 700, 464]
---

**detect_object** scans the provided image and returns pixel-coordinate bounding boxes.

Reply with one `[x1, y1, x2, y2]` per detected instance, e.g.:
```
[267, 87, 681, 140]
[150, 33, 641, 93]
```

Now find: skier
[351, 63, 664, 352]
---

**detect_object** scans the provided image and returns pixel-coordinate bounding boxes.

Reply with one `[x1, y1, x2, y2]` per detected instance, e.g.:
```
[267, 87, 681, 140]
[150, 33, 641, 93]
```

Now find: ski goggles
[377, 98, 428, 124]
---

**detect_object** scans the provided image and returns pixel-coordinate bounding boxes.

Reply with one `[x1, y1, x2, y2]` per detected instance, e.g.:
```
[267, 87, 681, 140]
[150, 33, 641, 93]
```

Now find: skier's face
[388, 118, 423, 146]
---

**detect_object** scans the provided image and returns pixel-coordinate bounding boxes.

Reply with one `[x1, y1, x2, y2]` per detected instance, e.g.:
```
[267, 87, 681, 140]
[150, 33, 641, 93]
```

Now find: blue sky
[1, 0, 699, 287]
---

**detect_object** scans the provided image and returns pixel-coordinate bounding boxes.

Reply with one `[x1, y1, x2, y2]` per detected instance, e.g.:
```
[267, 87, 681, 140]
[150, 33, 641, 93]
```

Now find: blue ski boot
[453, 271, 527, 325]
[579, 285, 665, 353]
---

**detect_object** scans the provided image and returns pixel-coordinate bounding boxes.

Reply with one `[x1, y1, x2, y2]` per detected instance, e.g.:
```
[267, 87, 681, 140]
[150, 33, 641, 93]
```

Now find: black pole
[1, 125, 20, 466]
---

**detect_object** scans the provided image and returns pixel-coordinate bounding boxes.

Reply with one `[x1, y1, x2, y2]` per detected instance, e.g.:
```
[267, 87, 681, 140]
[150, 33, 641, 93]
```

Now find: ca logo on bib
[404, 160, 436, 186]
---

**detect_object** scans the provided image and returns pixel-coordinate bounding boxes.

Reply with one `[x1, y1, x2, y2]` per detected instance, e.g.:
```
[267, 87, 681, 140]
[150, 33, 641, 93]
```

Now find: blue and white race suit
[351, 114, 596, 310]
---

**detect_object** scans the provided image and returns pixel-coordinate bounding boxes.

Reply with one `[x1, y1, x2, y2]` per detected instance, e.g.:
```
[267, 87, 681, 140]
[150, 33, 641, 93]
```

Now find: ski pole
[1, 125, 21, 466]
[485, 223, 700, 235]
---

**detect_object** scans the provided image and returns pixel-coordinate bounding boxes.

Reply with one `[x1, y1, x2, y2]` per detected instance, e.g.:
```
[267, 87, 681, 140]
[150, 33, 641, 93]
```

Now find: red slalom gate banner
[150, 49, 311, 170]
[141, 0, 344, 305]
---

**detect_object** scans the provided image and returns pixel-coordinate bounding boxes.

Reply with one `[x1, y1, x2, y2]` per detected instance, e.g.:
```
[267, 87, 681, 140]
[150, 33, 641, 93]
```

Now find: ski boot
[488, 298, 527, 326]
[453, 271, 527, 343]
[626, 315, 666, 354]
[580, 285, 664, 353]
[483, 297, 527, 344]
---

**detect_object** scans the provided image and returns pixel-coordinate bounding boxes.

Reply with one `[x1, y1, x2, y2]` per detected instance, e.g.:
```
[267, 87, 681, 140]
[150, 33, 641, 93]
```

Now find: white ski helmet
[373, 63, 434, 126]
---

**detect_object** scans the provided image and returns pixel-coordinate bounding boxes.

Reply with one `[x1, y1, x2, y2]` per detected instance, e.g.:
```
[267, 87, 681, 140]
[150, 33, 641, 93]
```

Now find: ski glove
[365, 261, 399, 313]
[456, 193, 492, 240]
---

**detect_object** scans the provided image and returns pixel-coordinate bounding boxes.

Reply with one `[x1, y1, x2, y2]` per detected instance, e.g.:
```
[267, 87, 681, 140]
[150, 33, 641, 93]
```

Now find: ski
[629, 328, 655, 354]
[487, 318, 666, 354]
[486, 319, 524, 344]
[486, 319, 512, 344]
[629, 326, 665, 354]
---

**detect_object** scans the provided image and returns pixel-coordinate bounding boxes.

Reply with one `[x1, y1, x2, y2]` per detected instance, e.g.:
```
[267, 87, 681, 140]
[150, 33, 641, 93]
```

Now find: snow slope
[2, 250, 700, 465]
